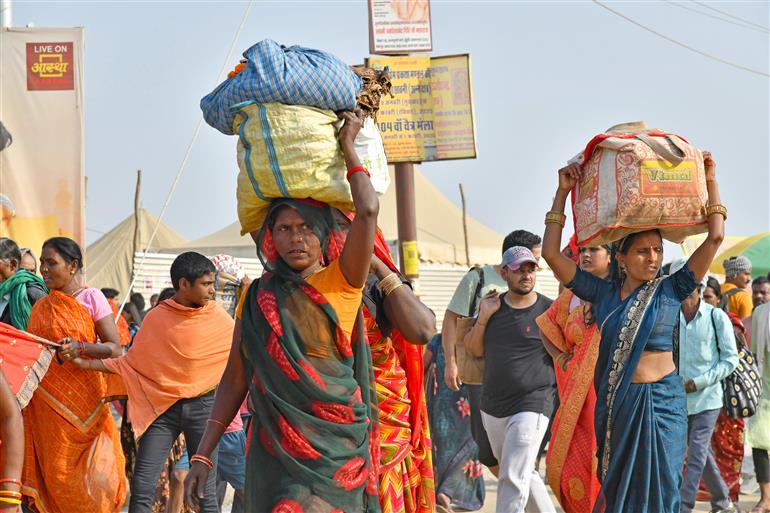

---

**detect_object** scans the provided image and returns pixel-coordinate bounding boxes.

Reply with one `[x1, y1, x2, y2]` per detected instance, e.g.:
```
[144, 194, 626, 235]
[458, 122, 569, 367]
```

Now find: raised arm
[685, 153, 725, 281]
[542, 164, 581, 285]
[185, 321, 249, 509]
[338, 110, 379, 289]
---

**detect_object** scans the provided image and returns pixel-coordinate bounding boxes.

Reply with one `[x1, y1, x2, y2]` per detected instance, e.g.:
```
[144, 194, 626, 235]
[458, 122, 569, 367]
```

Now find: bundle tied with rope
[352, 66, 393, 122]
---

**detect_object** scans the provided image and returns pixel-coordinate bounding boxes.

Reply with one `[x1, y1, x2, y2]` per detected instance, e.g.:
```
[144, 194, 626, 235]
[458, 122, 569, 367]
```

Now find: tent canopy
[163, 166, 504, 265]
[86, 209, 187, 293]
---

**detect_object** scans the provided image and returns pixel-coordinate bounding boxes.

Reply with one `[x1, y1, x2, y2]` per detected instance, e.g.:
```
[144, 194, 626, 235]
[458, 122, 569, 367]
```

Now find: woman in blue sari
[542, 153, 725, 513]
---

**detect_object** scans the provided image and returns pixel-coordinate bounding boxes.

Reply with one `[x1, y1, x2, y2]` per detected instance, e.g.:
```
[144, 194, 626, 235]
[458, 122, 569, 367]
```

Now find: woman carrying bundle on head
[541, 153, 725, 513]
[184, 109, 384, 513]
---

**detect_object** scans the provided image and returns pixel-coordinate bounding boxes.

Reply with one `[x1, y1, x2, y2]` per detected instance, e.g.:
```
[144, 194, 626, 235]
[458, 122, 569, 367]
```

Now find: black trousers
[755, 448, 770, 484]
[128, 391, 220, 513]
[466, 384, 498, 467]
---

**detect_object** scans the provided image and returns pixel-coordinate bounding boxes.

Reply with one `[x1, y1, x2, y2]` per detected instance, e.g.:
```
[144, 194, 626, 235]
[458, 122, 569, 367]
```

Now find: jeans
[681, 408, 731, 513]
[128, 391, 220, 513]
[481, 410, 555, 513]
[466, 384, 498, 467]
[755, 448, 770, 484]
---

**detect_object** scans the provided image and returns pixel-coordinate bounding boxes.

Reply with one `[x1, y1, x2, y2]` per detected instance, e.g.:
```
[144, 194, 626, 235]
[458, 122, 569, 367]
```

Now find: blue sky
[11, 0, 770, 250]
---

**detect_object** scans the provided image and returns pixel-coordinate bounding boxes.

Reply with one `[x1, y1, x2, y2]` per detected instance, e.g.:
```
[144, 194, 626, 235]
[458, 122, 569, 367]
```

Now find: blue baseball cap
[502, 246, 538, 271]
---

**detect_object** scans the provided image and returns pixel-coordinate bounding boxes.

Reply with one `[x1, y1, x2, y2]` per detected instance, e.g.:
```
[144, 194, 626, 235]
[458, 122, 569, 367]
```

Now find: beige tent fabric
[85, 209, 187, 293]
[162, 166, 504, 266]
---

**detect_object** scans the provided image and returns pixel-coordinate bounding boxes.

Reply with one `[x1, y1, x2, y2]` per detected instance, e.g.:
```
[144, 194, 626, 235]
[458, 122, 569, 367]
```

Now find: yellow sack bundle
[235, 102, 389, 235]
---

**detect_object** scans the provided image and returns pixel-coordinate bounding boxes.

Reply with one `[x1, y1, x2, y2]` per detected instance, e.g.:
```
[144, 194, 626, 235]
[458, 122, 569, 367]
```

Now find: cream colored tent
[86, 209, 187, 293]
[162, 166, 504, 265]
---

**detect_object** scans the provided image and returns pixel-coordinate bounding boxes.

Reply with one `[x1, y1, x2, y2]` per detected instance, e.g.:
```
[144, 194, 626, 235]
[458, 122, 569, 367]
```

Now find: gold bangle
[705, 204, 727, 221]
[384, 282, 404, 296]
[545, 211, 566, 227]
[379, 273, 403, 296]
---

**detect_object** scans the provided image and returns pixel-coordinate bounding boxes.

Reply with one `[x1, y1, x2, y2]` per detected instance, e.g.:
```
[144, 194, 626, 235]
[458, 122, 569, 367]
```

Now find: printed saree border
[16, 348, 55, 409]
[547, 325, 600, 508]
[35, 384, 107, 434]
[600, 278, 663, 480]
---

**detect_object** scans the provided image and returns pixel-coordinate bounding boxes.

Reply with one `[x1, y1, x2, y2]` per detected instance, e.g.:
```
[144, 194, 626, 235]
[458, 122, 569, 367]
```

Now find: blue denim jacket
[678, 301, 739, 415]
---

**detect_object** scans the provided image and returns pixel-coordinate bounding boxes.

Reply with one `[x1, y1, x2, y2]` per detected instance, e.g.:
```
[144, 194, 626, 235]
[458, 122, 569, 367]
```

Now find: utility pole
[131, 170, 142, 283]
[395, 162, 419, 286]
[459, 183, 470, 267]
[0, 0, 11, 28]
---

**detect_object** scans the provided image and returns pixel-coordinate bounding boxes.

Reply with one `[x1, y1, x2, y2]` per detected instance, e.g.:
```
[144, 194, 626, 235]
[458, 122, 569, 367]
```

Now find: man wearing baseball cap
[721, 256, 753, 319]
[464, 246, 555, 513]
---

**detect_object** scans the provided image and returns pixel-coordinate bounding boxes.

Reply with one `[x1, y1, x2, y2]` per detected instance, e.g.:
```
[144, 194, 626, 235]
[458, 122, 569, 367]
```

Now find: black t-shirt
[481, 293, 555, 419]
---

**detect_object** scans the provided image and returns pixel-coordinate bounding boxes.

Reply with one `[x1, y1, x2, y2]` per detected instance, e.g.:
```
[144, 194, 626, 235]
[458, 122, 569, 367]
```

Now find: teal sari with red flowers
[240, 199, 381, 513]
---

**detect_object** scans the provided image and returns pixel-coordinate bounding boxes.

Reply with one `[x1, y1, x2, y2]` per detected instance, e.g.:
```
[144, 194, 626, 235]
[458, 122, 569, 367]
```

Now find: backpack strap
[718, 287, 741, 312]
[710, 308, 722, 359]
[467, 266, 485, 317]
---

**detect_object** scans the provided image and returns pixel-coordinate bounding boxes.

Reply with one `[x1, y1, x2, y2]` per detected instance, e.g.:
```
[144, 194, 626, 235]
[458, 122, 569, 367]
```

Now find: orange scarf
[103, 298, 233, 438]
[23, 290, 126, 513]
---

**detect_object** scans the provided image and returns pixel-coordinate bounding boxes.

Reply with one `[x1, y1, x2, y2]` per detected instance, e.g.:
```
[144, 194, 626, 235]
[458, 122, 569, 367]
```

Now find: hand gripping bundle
[201, 40, 392, 234]
[569, 121, 709, 246]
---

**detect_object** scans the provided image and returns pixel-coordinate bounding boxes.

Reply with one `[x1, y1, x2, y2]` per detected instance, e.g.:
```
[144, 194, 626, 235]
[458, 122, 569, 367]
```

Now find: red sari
[536, 289, 601, 513]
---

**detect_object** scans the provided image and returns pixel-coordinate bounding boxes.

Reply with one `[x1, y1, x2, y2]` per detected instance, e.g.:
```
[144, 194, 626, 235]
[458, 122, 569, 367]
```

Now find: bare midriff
[631, 351, 676, 383]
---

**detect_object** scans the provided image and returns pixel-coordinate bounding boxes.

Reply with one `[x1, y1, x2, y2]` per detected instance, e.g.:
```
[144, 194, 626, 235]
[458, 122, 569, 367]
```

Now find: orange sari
[22, 290, 126, 513]
[536, 289, 601, 513]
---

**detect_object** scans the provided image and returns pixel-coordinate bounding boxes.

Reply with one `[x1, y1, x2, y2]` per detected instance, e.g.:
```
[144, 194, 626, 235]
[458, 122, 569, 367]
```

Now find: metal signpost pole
[395, 162, 419, 283]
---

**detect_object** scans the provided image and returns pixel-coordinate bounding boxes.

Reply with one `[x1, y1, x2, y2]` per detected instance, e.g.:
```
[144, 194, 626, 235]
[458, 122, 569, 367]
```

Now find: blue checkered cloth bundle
[201, 40, 362, 135]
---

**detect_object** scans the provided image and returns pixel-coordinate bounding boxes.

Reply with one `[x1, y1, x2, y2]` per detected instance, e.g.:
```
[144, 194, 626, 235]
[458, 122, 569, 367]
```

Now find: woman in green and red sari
[185, 110, 382, 513]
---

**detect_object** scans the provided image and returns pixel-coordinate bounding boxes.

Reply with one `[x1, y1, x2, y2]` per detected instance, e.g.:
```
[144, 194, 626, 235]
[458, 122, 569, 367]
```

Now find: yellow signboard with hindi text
[366, 54, 476, 163]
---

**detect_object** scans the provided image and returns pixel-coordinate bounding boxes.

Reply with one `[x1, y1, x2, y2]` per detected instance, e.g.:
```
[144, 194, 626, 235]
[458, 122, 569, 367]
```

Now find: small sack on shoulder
[456, 316, 484, 385]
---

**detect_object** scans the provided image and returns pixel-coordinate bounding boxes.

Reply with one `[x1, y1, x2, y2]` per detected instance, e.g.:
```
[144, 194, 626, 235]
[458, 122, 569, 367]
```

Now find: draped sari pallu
[241, 271, 380, 511]
[591, 277, 689, 513]
[536, 290, 600, 513]
[367, 313, 435, 513]
[22, 291, 126, 513]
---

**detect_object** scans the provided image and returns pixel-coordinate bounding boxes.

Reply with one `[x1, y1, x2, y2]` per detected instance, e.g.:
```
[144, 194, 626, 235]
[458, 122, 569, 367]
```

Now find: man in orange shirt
[721, 256, 753, 319]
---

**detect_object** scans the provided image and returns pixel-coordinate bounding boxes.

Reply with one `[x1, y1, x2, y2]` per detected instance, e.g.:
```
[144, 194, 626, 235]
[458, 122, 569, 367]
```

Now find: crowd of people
[0, 117, 764, 513]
